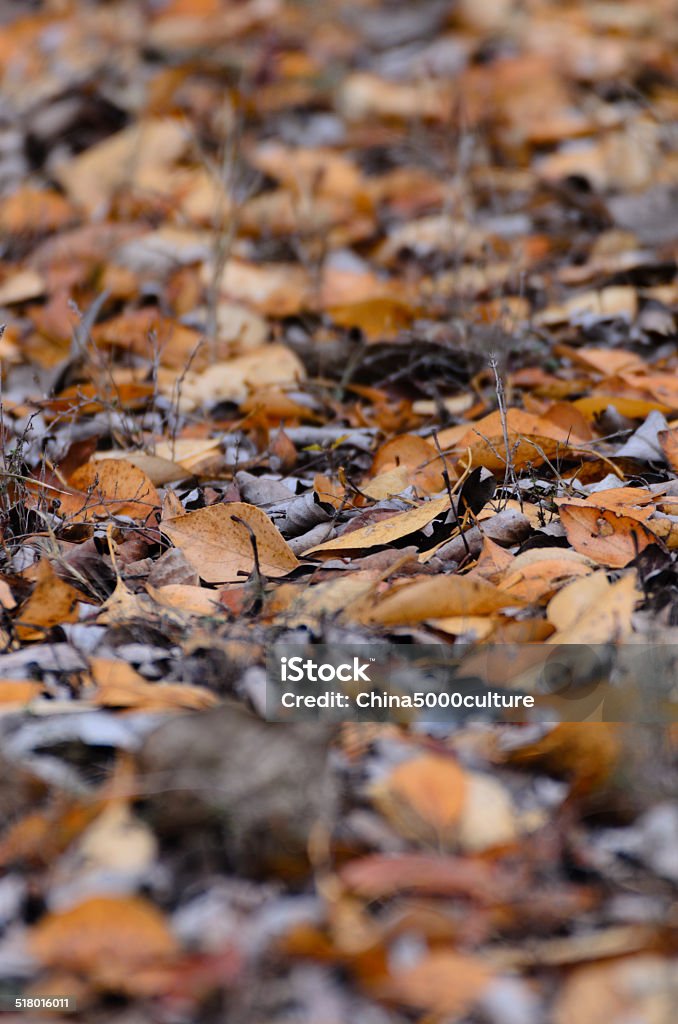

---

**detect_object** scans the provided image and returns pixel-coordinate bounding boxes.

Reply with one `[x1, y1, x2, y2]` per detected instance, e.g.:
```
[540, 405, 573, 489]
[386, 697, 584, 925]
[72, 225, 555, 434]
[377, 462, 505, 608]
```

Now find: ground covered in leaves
[0, 0, 677, 1021]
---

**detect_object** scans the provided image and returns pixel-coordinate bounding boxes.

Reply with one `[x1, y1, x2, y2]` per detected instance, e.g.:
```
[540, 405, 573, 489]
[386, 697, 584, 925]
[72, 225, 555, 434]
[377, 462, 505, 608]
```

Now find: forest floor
[0, 0, 676, 1021]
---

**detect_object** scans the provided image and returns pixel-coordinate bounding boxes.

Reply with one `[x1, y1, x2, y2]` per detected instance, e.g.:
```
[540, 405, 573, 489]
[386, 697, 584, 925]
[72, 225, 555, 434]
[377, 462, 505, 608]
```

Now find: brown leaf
[379, 950, 492, 1016]
[161, 502, 299, 583]
[559, 504, 657, 567]
[506, 723, 622, 795]
[546, 571, 641, 644]
[658, 427, 678, 471]
[29, 895, 178, 983]
[371, 754, 466, 846]
[553, 955, 677, 1024]
[16, 559, 84, 641]
[339, 853, 504, 901]
[68, 459, 160, 522]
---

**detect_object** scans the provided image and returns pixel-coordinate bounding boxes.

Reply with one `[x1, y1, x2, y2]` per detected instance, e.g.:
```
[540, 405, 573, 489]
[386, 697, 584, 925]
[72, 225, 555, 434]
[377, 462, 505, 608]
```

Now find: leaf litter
[0, 0, 676, 1020]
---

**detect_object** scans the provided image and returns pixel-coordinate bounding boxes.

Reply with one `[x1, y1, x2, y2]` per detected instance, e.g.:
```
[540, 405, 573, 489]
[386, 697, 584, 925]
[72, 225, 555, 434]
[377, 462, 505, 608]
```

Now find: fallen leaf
[658, 427, 678, 471]
[546, 571, 641, 644]
[16, 559, 84, 641]
[380, 950, 492, 1016]
[369, 434, 446, 494]
[371, 754, 466, 846]
[88, 657, 218, 711]
[176, 343, 306, 409]
[553, 955, 677, 1024]
[29, 895, 178, 983]
[146, 583, 221, 617]
[54, 118, 188, 214]
[506, 722, 622, 794]
[339, 853, 501, 901]
[0, 681, 45, 706]
[559, 504, 657, 567]
[68, 459, 160, 522]
[161, 502, 299, 582]
[456, 772, 517, 852]
[498, 557, 593, 603]
[364, 575, 522, 625]
[441, 409, 586, 472]
[305, 495, 451, 556]
[0, 268, 45, 305]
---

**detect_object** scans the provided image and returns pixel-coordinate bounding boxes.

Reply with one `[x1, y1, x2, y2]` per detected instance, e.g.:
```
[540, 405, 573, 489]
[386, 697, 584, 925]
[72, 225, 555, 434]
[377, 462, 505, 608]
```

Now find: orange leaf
[161, 502, 299, 583]
[442, 409, 586, 472]
[364, 575, 522, 626]
[370, 434, 446, 494]
[559, 504, 657, 567]
[16, 559, 84, 641]
[88, 658, 218, 711]
[499, 557, 593, 603]
[371, 754, 466, 845]
[29, 896, 178, 980]
[381, 950, 491, 1016]
[68, 459, 160, 522]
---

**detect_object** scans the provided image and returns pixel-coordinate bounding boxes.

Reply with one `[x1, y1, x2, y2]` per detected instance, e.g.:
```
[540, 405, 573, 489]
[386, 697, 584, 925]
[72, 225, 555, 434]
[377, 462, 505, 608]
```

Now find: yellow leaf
[364, 574, 522, 626]
[546, 571, 641, 644]
[305, 494, 451, 556]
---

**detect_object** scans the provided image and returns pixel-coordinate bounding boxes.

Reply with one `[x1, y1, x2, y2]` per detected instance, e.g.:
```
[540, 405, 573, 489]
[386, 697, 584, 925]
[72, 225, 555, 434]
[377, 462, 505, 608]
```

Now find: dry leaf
[559, 504, 657, 567]
[364, 575, 522, 626]
[272, 576, 375, 628]
[499, 556, 594, 603]
[380, 950, 492, 1016]
[440, 409, 586, 472]
[546, 571, 641, 644]
[658, 427, 678, 471]
[16, 559, 84, 641]
[88, 657, 218, 711]
[29, 895, 178, 980]
[305, 494, 451, 556]
[456, 772, 517, 852]
[553, 955, 677, 1024]
[54, 118, 187, 214]
[68, 459, 160, 522]
[0, 680, 44, 706]
[369, 434, 446, 494]
[146, 583, 221, 617]
[507, 722, 622, 794]
[0, 268, 45, 305]
[371, 754, 466, 846]
[176, 343, 306, 410]
[161, 502, 299, 582]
